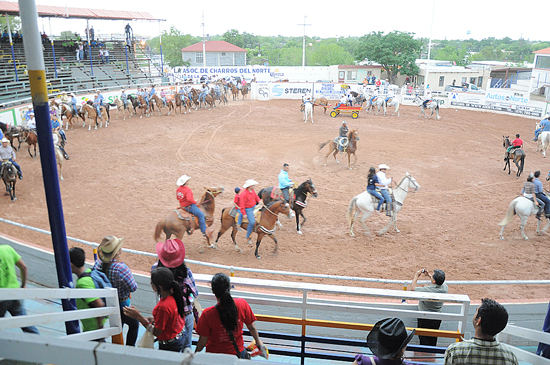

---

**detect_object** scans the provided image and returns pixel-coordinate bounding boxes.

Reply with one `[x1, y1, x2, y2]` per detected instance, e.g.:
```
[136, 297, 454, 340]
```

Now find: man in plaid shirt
[444, 298, 518, 364]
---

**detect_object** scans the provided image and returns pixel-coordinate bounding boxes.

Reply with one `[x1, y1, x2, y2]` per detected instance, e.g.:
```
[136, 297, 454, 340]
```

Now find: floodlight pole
[159, 20, 164, 78]
[19, 0, 79, 335]
[201, 13, 206, 68]
[298, 16, 311, 68]
[86, 19, 93, 76]
[424, 0, 436, 90]
[5, 13, 18, 82]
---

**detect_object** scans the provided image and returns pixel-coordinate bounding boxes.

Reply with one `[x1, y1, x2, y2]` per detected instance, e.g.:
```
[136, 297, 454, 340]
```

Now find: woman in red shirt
[239, 179, 260, 242]
[124, 267, 185, 352]
[195, 273, 267, 359]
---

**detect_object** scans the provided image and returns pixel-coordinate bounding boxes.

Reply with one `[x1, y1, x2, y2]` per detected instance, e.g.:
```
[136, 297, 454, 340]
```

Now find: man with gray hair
[410, 268, 448, 346]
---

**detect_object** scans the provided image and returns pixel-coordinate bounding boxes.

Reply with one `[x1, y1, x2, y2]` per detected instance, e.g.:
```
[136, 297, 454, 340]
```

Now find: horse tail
[106, 105, 110, 121]
[346, 196, 359, 223]
[498, 198, 518, 226]
[154, 219, 165, 242]
[519, 153, 525, 176]
[318, 140, 331, 152]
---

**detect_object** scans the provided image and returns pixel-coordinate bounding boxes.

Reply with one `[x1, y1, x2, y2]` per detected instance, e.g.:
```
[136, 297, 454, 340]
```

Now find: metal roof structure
[181, 41, 247, 53]
[0, 1, 162, 21]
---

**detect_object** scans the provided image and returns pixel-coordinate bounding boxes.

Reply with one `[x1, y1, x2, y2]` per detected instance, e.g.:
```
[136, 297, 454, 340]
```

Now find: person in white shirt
[376, 164, 393, 217]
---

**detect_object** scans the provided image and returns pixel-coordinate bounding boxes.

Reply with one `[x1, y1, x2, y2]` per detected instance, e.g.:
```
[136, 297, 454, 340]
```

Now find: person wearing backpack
[69, 247, 107, 334]
[93, 235, 139, 346]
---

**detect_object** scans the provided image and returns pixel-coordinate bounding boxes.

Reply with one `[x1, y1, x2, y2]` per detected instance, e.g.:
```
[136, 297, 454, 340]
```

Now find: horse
[288, 179, 318, 234]
[536, 131, 550, 158]
[499, 196, 550, 240]
[313, 97, 329, 114]
[0, 121, 21, 151]
[19, 128, 38, 157]
[150, 94, 173, 116]
[303, 102, 313, 123]
[81, 104, 108, 130]
[189, 89, 200, 110]
[347, 173, 421, 236]
[413, 95, 441, 120]
[502, 136, 525, 178]
[318, 129, 359, 170]
[128, 94, 140, 117]
[210, 88, 227, 108]
[383, 97, 400, 117]
[113, 97, 131, 120]
[231, 84, 240, 101]
[350, 91, 366, 106]
[52, 133, 64, 181]
[1, 159, 17, 201]
[50, 100, 81, 130]
[203, 94, 215, 110]
[241, 84, 249, 99]
[153, 187, 224, 253]
[137, 95, 150, 117]
[366, 96, 384, 115]
[173, 92, 188, 115]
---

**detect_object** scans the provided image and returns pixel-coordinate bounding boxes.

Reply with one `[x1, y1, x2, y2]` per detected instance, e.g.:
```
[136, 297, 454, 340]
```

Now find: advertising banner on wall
[169, 66, 273, 83]
[269, 83, 314, 100]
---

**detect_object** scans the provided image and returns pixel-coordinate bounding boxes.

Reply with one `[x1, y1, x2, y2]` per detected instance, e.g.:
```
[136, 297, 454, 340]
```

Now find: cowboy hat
[97, 235, 124, 263]
[243, 179, 258, 188]
[177, 175, 191, 186]
[70, 93, 75, 97]
[367, 318, 415, 359]
[1, 138, 9, 143]
[342, 121, 347, 124]
[378, 164, 390, 170]
[156, 239, 185, 268]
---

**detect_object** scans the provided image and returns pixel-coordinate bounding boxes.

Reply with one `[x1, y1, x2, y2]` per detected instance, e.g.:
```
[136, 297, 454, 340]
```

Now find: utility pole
[298, 15, 311, 68]
[202, 12, 206, 67]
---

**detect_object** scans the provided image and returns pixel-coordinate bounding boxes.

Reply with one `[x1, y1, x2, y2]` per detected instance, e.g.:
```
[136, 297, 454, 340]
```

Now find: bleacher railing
[498, 325, 550, 365]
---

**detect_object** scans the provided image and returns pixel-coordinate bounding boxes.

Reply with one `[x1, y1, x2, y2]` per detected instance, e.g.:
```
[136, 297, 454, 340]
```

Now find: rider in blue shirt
[366, 167, 384, 215]
[70, 93, 78, 115]
[93, 94, 102, 119]
[120, 89, 128, 109]
[533, 114, 550, 141]
[278, 163, 294, 204]
[534, 171, 550, 216]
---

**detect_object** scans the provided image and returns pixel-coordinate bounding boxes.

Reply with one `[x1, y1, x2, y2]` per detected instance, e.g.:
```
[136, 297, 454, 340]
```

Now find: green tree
[0, 15, 20, 33]
[355, 31, 421, 83]
[309, 43, 354, 66]
[148, 26, 198, 67]
[222, 29, 244, 48]
[433, 45, 470, 66]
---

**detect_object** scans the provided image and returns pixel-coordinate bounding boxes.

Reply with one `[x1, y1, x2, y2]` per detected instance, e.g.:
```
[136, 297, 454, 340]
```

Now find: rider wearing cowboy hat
[241, 179, 261, 242]
[0, 137, 22, 179]
[176, 175, 207, 237]
[338, 121, 349, 153]
[376, 164, 393, 217]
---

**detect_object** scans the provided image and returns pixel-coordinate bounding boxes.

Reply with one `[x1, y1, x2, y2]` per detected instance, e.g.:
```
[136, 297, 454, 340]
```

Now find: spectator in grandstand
[69, 247, 106, 334]
[89, 26, 95, 41]
[93, 235, 139, 346]
[125, 23, 133, 44]
[99, 48, 104, 64]
[534, 171, 550, 217]
[409, 268, 448, 346]
[352, 317, 414, 365]
[104, 48, 109, 64]
[0, 245, 39, 334]
[195, 272, 267, 359]
[0, 137, 23, 179]
[124, 267, 185, 352]
[443, 298, 518, 364]
[151, 239, 198, 350]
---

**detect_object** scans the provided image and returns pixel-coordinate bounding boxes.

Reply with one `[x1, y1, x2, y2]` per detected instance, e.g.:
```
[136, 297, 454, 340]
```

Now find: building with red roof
[181, 41, 247, 67]
[532, 47, 550, 93]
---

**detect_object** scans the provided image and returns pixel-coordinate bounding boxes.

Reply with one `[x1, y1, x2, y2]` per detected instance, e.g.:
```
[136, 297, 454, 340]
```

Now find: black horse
[0, 121, 21, 151]
[1, 160, 17, 201]
[503, 136, 525, 178]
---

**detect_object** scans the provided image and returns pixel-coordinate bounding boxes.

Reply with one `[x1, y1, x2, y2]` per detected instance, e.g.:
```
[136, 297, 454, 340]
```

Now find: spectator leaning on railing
[409, 268, 448, 346]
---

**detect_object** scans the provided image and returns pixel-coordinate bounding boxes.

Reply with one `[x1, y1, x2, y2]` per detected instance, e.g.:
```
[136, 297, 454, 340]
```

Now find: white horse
[52, 134, 64, 181]
[413, 95, 441, 120]
[366, 96, 384, 115]
[303, 102, 313, 123]
[347, 173, 421, 236]
[383, 97, 400, 117]
[499, 196, 550, 240]
[536, 131, 550, 158]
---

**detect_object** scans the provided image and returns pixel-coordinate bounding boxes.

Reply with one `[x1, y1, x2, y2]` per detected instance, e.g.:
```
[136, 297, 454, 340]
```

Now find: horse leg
[359, 211, 373, 236]
[520, 216, 529, 240]
[254, 234, 264, 259]
[230, 226, 243, 252]
[348, 153, 352, 170]
[542, 216, 550, 234]
[296, 212, 302, 234]
[499, 222, 508, 240]
[268, 233, 278, 254]
[349, 210, 358, 237]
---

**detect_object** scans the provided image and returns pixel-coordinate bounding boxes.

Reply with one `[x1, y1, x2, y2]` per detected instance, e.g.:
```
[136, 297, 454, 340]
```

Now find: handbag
[137, 328, 155, 349]
[215, 304, 250, 359]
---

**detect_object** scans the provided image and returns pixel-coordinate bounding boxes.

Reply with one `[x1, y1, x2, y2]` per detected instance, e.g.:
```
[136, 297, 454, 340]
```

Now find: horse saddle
[334, 136, 349, 148]
[174, 208, 194, 222]
[231, 205, 262, 224]
[368, 189, 394, 211]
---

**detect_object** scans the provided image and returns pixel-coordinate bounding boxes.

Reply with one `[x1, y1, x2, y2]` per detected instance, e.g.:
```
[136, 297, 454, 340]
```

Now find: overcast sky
[38, 0, 548, 42]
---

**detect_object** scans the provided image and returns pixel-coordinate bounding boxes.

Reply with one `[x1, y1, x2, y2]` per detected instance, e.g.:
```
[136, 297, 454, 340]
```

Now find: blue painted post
[86, 19, 93, 77]
[19, 0, 80, 335]
[5, 14, 19, 82]
[125, 40, 129, 75]
[51, 40, 58, 79]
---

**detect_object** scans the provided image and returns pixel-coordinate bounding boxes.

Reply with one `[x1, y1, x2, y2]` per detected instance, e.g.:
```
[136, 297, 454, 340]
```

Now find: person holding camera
[409, 268, 448, 346]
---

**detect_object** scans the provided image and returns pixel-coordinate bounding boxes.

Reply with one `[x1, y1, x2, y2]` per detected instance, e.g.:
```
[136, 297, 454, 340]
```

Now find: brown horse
[19, 128, 38, 158]
[241, 84, 249, 99]
[503, 136, 525, 178]
[153, 186, 224, 252]
[313, 97, 329, 114]
[81, 103, 108, 130]
[213, 199, 289, 259]
[318, 129, 360, 170]
[189, 89, 200, 110]
[231, 84, 240, 101]
[113, 97, 132, 120]
[136, 95, 149, 118]
[1, 159, 17, 201]
[150, 94, 173, 116]
[0, 122, 21, 151]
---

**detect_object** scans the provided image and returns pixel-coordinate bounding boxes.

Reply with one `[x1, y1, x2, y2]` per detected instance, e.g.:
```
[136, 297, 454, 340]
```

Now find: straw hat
[243, 179, 258, 188]
[1, 138, 9, 143]
[378, 164, 390, 170]
[97, 235, 124, 263]
[156, 239, 185, 268]
[177, 175, 191, 186]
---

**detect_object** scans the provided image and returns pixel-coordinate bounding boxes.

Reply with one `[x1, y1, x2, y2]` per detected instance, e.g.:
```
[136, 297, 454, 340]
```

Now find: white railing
[498, 325, 550, 365]
[0, 287, 121, 342]
[0, 332, 269, 365]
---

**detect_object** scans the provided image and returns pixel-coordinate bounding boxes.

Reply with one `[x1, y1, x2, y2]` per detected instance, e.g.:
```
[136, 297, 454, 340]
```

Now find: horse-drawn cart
[330, 105, 362, 119]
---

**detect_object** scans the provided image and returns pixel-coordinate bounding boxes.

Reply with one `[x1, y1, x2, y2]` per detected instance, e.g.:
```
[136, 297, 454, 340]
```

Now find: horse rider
[506, 134, 523, 154]
[346, 89, 354, 106]
[51, 113, 67, 144]
[337, 121, 349, 153]
[376, 164, 393, 217]
[533, 113, 550, 141]
[60, 91, 70, 110]
[177, 85, 187, 103]
[149, 85, 157, 102]
[70, 93, 79, 115]
[534, 171, 550, 217]
[199, 84, 209, 104]
[240, 179, 261, 243]
[369, 88, 379, 105]
[159, 89, 168, 107]
[422, 89, 432, 108]
[26, 112, 36, 130]
[278, 163, 295, 217]
[120, 88, 128, 110]
[385, 87, 396, 106]
[176, 175, 207, 238]
[96, 90, 105, 109]
[214, 83, 221, 99]
[93, 94, 103, 119]
[142, 88, 150, 110]
[366, 167, 385, 215]
[0, 137, 22, 179]
[234, 187, 244, 228]
[52, 132, 69, 160]
[522, 173, 544, 220]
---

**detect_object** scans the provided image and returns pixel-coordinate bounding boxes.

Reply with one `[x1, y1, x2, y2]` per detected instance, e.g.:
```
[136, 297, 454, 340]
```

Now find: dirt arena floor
[1, 98, 549, 301]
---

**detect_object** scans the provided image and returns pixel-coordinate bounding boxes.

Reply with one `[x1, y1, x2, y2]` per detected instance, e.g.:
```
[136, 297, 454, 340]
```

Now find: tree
[309, 43, 354, 66]
[222, 29, 244, 48]
[356, 31, 421, 83]
[148, 26, 198, 67]
[433, 45, 470, 66]
[0, 15, 20, 32]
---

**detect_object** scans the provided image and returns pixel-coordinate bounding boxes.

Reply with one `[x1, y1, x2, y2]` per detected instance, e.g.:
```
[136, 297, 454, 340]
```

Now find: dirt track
[1, 98, 549, 301]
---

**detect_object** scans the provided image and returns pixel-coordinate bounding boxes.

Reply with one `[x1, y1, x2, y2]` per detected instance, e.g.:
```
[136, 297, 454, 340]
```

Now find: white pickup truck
[444, 83, 484, 93]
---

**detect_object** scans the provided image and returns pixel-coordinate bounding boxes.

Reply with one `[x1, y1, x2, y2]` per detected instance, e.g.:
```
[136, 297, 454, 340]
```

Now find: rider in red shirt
[240, 180, 260, 241]
[507, 134, 523, 153]
[176, 175, 206, 236]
